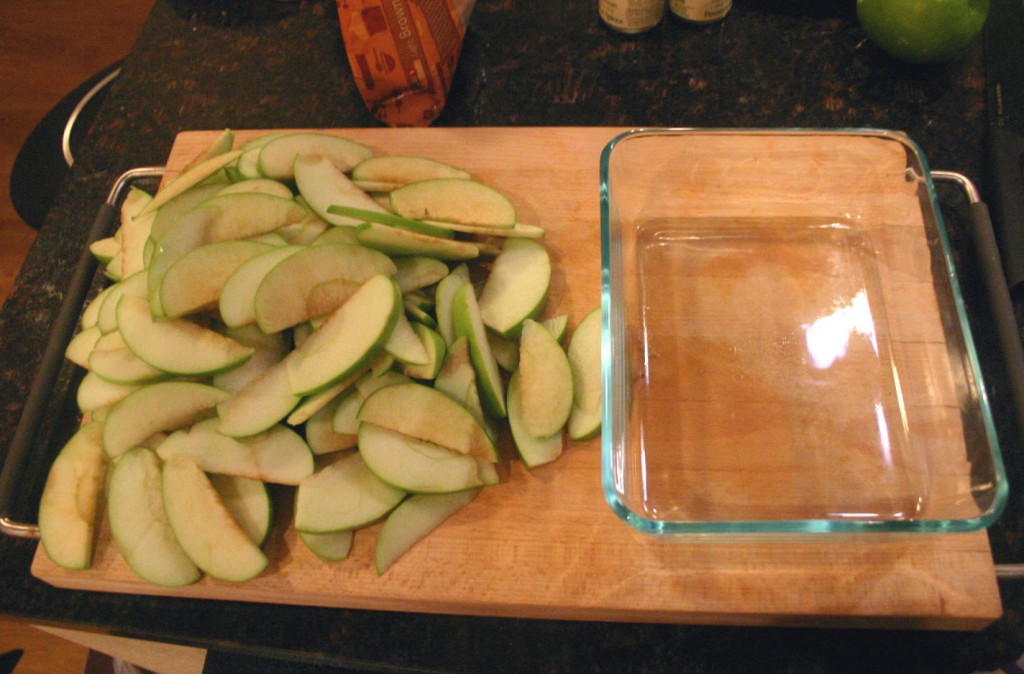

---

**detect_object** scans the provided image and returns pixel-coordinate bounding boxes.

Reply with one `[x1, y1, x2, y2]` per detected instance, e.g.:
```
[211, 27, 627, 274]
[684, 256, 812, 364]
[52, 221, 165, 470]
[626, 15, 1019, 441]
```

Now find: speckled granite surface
[1, 1, 1022, 672]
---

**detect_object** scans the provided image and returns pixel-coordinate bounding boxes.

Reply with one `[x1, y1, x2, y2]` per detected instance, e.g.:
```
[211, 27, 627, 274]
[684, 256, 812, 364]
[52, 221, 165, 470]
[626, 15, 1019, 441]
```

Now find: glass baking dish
[600, 128, 1007, 535]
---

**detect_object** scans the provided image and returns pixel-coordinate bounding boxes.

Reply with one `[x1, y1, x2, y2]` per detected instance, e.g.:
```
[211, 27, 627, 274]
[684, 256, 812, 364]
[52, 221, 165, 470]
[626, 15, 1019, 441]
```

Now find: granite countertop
[2, 1, 1023, 672]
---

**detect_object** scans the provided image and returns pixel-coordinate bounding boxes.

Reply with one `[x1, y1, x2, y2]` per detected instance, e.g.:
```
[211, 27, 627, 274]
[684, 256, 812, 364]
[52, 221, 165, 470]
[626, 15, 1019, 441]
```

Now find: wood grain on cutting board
[31, 127, 1001, 630]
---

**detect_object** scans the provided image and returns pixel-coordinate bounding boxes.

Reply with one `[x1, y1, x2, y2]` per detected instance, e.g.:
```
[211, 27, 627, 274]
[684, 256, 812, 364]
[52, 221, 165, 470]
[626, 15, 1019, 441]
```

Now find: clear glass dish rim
[598, 127, 1009, 536]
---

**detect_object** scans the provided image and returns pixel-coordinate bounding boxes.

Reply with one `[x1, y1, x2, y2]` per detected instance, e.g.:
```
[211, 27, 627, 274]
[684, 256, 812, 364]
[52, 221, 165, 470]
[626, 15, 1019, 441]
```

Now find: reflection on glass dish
[628, 218, 924, 525]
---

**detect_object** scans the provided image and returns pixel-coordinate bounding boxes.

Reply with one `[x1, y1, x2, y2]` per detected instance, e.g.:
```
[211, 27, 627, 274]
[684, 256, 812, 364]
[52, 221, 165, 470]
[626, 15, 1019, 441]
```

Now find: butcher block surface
[31, 127, 1001, 630]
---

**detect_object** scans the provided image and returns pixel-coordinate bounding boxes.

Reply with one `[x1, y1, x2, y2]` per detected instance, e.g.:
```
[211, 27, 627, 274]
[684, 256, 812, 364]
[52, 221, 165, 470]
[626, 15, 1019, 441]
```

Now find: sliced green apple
[196, 192, 310, 243]
[209, 473, 274, 547]
[356, 222, 479, 261]
[117, 295, 254, 376]
[137, 150, 243, 218]
[88, 344, 165, 386]
[486, 330, 519, 372]
[351, 155, 471, 187]
[218, 245, 303, 328]
[97, 270, 148, 334]
[403, 323, 446, 380]
[518, 319, 573, 439]
[298, 530, 353, 562]
[357, 381, 498, 461]
[374, 489, 479, 575]
[311, 225, 360, 246]
[102, 381, 229, 460]
[253, 243, 396, 334]
[285, 274, 401, 396]
[107, 447, 202, 586]
[451, 283, 506, 419]
[76, 371, 141, 413]
[89, 236, 120, 264]
[212, 326, 287, 394]
[217, 359, 301, 438]
[293, 451, 405, 533]
[119, 187, 157, 279]
[389, 178, 515, 227]
[384, 312, 429, 366]
[325, 205, 455, 239]
[159, 239, 272, 318]
[392, 256, 449, 293]
[433, 336, 490, 434]
[304, 389, 357, 455]
[567, 307, 602, 440]
[38, 422, 107, 570]
[478, 238, 551, 339]
[148, 182, 225, 244]
[257, 132, 373, 181]
[434, 265, 470, 345]
[359, 423, 491, 494]
[293, 153, 389, 226]
[65, 325, 102, 369]
[216, 177, 293, 200]
[161, 453, 269, 582]
[507, 369, 563, 469]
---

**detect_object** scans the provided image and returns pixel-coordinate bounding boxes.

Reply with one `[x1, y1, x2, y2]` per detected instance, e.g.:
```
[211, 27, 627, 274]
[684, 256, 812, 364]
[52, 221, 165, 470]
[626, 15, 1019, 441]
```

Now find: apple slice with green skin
[253, 243, 396, 334]
[76, 372, 141, 413]
[161, 416, 318, 485]
[432, 336, 494, 439]
[90, 236, 120, 264]
[257, 132, 373, 181]
[403, 323, 446, 380]
[212, 326, 287, 394]
[391, 256, 449, 293]
[451, 283, 506, 419]
[118, 187, 156, 279]
[385, 312, 429, 366]
[162, 453, 269, 582]
[37, 422, 107, 570]
[197, 192, 311, 243]
[81, 283, 118, 331]
[325, 205, 455, 239]
[97, 270, 148, 334]
[88, 345, 165, 386]
[157, 418, 260, 480]
[351, 155, 471, 187]
[218, 245, 303, 328]
[357, 381, 498, 461]
[298, 530, 353, 562]
[359, 422, 491, 494]
[434, 265, 470, 345]
[293, 450, 405, 534]
[518, 319, 573, 439]
[107, 447, 202, 587]
[65, 325, 102, 368]
[294, 153, 389, 227]
[486, 330, 519, 372]
[304, 389, 357, 455]
[330, 370, 411, 436]
[136, 150, 243, 218]
[507, 369, 563, 469]
[180, 128, 235, 174]
[216, 177, 293, 200]
[102, 381, 230, 460]
[389, 178, 516, 228]
[217, 359, 301, 437]
[149, 182, 225, 244]
[567, 307, 602, 440]
[356, 222, 480, 261]
[311, 225, 360, 247]
[374, 489, 479, 575]
[117, 295, 254, 376]
[159, 239, 272, 318]
[542, 314, 570, 344]
[478, 238, 551, 339]
[209, 474, 273, 547]
[285, 274, 401, 396]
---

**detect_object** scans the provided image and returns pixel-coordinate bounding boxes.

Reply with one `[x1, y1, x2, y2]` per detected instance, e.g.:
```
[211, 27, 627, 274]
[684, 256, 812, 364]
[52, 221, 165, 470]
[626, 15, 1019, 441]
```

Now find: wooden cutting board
[31, 127, 1001, 629]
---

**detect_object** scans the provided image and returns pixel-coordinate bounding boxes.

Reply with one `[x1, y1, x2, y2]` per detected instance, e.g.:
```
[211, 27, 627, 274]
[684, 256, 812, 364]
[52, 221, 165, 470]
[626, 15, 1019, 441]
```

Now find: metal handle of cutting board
[0, 166, 165, 539]
[931, 171, 1024, 581]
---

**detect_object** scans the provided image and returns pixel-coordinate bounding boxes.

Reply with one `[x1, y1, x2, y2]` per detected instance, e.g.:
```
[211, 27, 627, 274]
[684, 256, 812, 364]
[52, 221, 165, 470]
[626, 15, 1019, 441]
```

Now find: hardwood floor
[0, 2, 154, 670]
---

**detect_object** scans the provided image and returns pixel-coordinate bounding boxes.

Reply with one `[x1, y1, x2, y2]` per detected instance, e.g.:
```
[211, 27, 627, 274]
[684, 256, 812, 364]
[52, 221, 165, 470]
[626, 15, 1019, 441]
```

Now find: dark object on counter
[9, 61, 121, 230]
[984, 0, 1024, 297]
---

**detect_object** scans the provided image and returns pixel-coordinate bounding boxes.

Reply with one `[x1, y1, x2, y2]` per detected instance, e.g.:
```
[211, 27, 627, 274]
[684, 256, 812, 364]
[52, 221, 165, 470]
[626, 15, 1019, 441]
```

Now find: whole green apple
[857, 0, 989, 64]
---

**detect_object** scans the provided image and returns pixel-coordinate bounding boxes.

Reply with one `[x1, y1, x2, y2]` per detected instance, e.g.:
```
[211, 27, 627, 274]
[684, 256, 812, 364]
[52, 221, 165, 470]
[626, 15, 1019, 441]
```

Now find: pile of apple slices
[37, 130, 602, 585]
